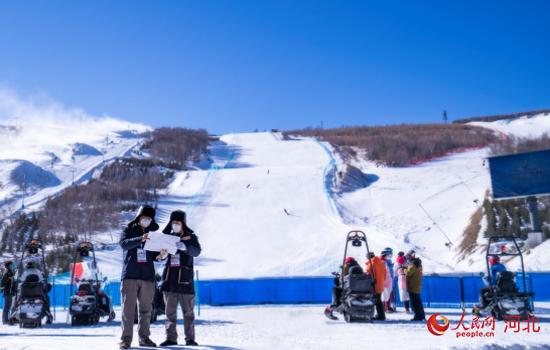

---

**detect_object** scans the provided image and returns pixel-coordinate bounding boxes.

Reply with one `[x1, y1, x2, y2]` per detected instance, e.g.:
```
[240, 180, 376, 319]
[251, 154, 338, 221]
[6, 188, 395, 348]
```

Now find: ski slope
[2, 112, 550, 280]
[92, 115, 550, 280]
[174, 133, 352, 279]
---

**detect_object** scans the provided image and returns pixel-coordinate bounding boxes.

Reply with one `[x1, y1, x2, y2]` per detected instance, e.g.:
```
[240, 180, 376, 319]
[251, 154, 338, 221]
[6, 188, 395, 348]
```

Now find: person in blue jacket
[159, 210, 201, 347]
[473, 255, 507, 315]
[119, 205, 161, 349]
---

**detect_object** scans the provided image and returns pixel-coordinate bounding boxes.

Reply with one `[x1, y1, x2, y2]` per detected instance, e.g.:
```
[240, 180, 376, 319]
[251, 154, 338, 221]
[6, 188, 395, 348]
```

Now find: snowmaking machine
[10, 239, 53, 328]
[69, 242, 115, 326]
[326, 231, 376, 323]
[474, 235, 535, 320]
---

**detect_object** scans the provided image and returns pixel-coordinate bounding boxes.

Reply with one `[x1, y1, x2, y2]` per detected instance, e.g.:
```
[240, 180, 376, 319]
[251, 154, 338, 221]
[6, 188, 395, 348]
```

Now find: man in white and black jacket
[119, 205, 161, 349]
[159, 210, 201, 347]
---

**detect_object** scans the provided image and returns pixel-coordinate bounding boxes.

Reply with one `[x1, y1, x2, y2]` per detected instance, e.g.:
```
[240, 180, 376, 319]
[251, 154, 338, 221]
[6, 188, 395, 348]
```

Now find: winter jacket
[394, 263, 409, 290]
[366, 256, 386, 294]
[161, 229, 201, 295]
[404, 258, 423, 294]
[387, 259, 394, 279]
[1, 269, 15, 296]
[489, 263, 507, 286]
[380, 257, 393, 289]
[120, 223, 160, 282]
[342, 259, 359, 277]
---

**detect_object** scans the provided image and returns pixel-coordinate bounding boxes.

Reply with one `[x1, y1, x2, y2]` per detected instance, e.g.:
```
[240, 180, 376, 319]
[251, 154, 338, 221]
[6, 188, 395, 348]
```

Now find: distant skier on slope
[284, 209, 289, 215]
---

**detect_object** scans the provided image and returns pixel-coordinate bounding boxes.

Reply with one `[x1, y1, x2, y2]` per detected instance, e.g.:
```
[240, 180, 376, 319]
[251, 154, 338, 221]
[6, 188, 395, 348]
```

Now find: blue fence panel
[462, 276, 485, 305]
[252, 278, 276, 304]
[311, 278, 333, 303]
[530, 273, 550, 301]
[210, 279, 253, 305]
[273, 278, 294, 303]
[198, 281, 211, 305]
[426, 277, 462, 308]
[104, 281, 122, 306]
[3, 273, 549, 312]
[290, 278, 311, 303]
[516, 274, 532, 293]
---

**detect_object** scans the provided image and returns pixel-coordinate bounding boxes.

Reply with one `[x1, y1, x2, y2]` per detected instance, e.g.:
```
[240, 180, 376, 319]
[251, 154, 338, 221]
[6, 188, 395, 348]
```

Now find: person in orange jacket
[365, 252, 386, 321]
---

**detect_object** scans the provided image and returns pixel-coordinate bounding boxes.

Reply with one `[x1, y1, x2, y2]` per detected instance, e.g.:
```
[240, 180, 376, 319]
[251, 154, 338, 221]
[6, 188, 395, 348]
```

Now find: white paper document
[143, 232, 180, 255]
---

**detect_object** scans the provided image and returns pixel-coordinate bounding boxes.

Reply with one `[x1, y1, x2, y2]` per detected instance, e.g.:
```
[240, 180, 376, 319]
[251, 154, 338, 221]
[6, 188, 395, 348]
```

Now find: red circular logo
[427, 313, 449, 336]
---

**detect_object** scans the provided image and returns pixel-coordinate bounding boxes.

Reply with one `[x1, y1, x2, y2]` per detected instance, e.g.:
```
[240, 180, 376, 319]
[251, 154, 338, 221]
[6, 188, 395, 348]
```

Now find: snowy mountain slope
[0, 123, 147, 212]
[4, 110, 550, 280]
[332, 113, 550, 274]
[153, 115, 549, 279]
[470, 112, 550, 138]
[332, 147, 491, 273]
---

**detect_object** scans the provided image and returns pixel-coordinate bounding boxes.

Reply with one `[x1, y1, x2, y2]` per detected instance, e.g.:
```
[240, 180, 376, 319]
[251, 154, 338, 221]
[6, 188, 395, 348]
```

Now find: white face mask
[140, 218, 152, 228]
[172, 223, 182, 233]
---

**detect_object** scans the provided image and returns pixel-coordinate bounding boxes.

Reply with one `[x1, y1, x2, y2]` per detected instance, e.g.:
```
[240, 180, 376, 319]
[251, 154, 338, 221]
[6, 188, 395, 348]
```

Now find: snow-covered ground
[1, 303, 549, 350]
[470, 113, 550, 138]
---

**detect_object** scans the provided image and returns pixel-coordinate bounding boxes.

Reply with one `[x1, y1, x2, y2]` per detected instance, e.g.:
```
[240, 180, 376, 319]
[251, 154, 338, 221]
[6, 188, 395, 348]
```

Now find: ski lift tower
[70, 168, 77, 186]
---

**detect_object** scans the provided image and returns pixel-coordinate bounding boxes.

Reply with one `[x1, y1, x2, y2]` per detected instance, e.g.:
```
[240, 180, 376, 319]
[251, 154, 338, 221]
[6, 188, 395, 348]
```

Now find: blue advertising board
[489, 149, 550, 199]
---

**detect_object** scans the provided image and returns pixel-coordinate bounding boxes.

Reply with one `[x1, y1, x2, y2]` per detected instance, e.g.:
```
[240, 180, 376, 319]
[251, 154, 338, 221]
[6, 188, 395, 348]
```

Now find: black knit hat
[4, 260, 14, 269]
[128, 205, 159, 232]
[397, 251, 405, 256]
[162, 210, 193, 235]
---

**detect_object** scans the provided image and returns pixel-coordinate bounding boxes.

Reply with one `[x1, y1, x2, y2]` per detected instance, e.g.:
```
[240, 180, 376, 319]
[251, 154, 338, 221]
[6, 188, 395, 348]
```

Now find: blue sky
[0, 1, 549, 134]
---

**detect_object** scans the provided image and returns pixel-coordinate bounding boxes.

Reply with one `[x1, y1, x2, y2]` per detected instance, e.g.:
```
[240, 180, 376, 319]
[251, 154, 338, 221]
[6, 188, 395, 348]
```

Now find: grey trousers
[2, 294, 13, 323]
[163, 292, 196, 342]
[120, 279, 155, 343]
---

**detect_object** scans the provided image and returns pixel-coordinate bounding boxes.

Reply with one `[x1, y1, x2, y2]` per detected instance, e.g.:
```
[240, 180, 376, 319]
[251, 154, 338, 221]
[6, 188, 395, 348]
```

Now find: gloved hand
[176, 241, 187, 251]
[157, 249, 168, 261]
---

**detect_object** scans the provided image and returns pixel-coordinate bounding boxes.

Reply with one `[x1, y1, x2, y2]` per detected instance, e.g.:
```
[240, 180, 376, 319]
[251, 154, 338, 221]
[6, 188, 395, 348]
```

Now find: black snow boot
[324, 305, 338, 320]
[404, 300, 411, 314]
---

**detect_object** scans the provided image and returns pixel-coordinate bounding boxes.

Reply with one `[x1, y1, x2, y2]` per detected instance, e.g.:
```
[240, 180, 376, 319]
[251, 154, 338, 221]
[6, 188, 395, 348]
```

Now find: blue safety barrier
[2, 273, 549, 310]
[186, 134, 236, 214]
[313, 138, 336, 213]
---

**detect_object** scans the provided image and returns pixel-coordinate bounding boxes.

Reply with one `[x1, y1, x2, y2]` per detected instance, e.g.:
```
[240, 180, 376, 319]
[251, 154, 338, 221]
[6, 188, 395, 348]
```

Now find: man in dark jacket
[119, 205, 160, 349]
[1, 261, 16, 324]
[159, 210, 201, 347]
[404, 250, 426, 321]
[324, 257, 360, 320]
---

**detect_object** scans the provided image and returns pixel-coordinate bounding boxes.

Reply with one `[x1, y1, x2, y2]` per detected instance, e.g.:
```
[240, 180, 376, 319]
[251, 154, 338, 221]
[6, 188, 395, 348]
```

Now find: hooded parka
[160, 211, 201, 295]
[120, 205, 160, 282]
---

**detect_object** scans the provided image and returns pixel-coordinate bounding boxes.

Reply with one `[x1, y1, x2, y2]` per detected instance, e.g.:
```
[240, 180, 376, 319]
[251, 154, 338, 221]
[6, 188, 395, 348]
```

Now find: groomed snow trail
[177, 133, 354, 278]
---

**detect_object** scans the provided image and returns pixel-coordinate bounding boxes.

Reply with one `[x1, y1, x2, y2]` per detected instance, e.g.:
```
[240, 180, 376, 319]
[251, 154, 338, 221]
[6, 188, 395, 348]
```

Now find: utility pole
[21, 173, 26, 209]
[70, 168, 77, 186]
[527, 196, 541, 232]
